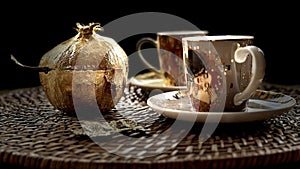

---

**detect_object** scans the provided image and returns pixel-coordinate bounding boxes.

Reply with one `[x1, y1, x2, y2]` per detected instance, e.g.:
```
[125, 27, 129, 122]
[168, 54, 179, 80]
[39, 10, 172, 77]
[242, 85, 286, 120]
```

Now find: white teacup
[136, 30, 208, 87]
[182, 35, 265, 112]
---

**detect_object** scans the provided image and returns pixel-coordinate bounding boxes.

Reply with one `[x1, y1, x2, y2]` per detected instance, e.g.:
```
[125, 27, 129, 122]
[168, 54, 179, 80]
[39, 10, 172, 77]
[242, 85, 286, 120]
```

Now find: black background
[1, 1, 299, 90]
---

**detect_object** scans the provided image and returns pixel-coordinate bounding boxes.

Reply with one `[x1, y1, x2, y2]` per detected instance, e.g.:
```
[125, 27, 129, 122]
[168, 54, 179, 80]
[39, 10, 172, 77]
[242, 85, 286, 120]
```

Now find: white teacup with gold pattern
[136, 30, 208, 87]
[182, 35, 265, 112]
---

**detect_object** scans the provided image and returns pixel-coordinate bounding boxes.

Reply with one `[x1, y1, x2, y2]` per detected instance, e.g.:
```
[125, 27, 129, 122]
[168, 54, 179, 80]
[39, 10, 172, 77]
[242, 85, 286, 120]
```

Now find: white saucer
[128, 70, 186, 92]
[147, 90, 296, 123]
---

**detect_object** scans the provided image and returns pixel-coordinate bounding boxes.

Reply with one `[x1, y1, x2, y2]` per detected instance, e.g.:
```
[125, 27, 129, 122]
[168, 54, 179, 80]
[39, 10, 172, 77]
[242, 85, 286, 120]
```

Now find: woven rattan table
[0, 82, 299, 169]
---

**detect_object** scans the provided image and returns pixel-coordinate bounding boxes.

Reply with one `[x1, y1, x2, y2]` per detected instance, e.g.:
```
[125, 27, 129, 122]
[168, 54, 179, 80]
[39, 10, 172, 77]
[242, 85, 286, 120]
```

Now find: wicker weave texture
[0, 84, 299, 169]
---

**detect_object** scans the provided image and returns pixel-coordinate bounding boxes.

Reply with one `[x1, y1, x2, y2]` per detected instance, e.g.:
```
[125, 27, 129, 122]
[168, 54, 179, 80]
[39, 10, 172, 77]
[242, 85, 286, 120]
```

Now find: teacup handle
[136, 38, 161, 74]
[233, 46, 265, 105]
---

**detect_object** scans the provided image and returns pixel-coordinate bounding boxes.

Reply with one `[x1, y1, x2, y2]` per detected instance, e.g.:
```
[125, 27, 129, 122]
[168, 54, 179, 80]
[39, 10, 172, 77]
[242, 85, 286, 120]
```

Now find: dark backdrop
[1, 2, 299, 90]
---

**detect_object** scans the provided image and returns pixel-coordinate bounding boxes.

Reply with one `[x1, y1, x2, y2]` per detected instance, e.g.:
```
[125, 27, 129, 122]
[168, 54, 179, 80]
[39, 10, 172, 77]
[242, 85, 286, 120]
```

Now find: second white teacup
[136, 30, 208, 87]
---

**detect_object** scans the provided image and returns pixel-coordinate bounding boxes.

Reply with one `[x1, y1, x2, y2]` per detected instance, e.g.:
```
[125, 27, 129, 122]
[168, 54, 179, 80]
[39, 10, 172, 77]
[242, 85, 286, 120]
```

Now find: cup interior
[182, 35, 254, 42]
[157, 30, 208, 36]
